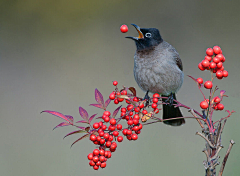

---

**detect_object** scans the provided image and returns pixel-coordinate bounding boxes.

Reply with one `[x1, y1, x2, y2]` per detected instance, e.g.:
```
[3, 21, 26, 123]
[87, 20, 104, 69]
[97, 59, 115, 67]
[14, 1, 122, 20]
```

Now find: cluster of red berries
[197, 46, 228, 111]
[198, 46, 228, 79]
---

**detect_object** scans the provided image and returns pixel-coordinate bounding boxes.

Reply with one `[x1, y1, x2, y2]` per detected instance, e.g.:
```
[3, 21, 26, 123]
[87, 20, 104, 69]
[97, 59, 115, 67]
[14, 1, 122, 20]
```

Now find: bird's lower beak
[125, 24, 144, 40]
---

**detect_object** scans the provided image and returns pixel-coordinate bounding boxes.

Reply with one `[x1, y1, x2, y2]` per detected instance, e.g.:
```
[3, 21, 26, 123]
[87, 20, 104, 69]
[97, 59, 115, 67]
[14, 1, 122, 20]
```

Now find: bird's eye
[145, 33, 152, 38]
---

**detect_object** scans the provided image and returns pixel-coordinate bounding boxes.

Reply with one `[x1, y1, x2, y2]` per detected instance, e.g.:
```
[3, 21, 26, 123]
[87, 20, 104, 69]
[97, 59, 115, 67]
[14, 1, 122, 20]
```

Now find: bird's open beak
[125, 24, 144, 40]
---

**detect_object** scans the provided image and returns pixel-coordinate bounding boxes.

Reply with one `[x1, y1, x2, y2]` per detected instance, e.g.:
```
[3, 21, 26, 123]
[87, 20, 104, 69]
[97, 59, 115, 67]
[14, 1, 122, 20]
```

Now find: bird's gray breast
[133, 43, 184, 95]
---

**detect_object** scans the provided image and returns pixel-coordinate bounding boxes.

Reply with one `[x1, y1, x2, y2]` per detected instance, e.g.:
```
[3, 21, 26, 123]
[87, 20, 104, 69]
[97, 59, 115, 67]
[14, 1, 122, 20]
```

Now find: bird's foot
[165, 92, 174, 106]
[143, 90, 151, 106]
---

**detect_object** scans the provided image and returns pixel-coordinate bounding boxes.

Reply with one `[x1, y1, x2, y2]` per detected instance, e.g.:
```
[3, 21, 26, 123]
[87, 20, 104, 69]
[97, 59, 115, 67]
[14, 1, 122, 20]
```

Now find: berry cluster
[196, 46, 228, 111]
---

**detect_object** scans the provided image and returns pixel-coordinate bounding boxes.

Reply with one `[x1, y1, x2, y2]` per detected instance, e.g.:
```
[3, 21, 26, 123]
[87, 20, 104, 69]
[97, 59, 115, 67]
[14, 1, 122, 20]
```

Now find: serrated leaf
[53, 122, 70, 130]
[89, 104, 104, 109]
[71, 134, 90, 147]
[42, 110, 70, 122]
[129, 87, 136, 96]
[76, 120, 88, 123]
[65, 115, 73, 124]
[88, 114, 97, 123]
[95, 89, 104, 106]
[63, 130, 87, 139]
[104, 98, 111, 109]
[79, 107, 89, 121]
[112, 105, 122, 118]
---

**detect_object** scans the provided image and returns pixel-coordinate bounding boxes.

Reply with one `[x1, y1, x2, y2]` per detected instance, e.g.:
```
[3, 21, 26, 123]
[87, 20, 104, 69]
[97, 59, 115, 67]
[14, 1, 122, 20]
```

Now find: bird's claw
[144, 90, 151, 106]
[165, 92, 174, 106]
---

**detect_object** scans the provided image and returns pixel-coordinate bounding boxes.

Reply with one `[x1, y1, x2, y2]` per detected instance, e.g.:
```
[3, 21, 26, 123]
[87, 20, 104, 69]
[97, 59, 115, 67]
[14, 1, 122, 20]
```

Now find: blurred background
[1, 0, 240, 175]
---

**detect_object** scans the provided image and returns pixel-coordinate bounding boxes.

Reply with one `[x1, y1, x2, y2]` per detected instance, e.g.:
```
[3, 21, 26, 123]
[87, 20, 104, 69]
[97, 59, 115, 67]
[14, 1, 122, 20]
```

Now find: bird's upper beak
[125, 24, 144, 40]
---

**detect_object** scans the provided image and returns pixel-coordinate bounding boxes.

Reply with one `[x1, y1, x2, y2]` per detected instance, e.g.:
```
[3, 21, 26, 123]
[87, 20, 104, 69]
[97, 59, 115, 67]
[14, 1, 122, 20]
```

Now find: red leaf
[89, 104, 104, 109]
[79, 107, 89, 121]
[42, 110, 70, 122]
[65, 115, 73, 124]
[76, 120, 88, 123]
[112, 105, 122, 118]
[95, 89, 104, 106]
[53, 122, 70, 130]
[71, 134, 90, 147]
[129, 87, 136, 96]
[220, 90, 226, 97]
[63, 130, 87, 139]
[88, 114, 97, 123]
[104, 98, 111, 109]
[78, 126, 87, 130]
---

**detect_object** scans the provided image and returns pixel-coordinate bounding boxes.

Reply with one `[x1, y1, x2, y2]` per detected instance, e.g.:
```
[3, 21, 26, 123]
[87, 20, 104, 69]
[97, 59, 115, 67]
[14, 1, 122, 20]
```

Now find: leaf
[78, 126, 87, 130]
[89, 104, 104, 109]
[104, 98, 111, 109]
[117, 95, 130, 100]
[85, 127, 90, 132]
[53, 122, 70, 130]
[42, 110, 70, 122]
[65, 115, 73, 124]
[76, 120, 88, 123]
[96, 116, 103, 119]
[187, 75, 203, 88]
[220, 90, 226, 97]
[88, 114, 97, 123]
[63, 130, 87, 139]
[71, 134, 90, 147]
[79, 107, 89, 121]
[112, 105, 122, 118]
[129, 87, 136, 96]
[95, 89, 104, 106]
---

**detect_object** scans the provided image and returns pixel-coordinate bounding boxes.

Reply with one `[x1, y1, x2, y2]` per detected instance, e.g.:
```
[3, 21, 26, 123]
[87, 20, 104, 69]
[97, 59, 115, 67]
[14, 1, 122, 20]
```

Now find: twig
[217, 119, 227, 146]
[215, 122, 222, 144]
[196, 132, 215, 148]
[218, 140, 235, 176]
[189, 109, 205, 130]
[211, 145, 223, 160]
[202, 149, 210, 162]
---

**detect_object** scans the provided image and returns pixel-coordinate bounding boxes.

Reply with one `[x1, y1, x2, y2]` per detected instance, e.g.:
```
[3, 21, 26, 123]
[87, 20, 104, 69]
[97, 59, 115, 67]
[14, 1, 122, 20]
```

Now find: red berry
[200, 101, 209, 109]
[104, 116, 110, 122]
[217, 62, 223, 68]
[108, 135, 114, 141]
[129, 111, 133, 116]
[96, 136, 101, 141]
[110, 143, 117, 150]
[153, 93, 160, 98]
[96, 161, 101, 166]
[127, 104, 134, 111]
[127, 130, 132, 135]
[104, 111, 111, 116]
[138, 123, 143, 130]
[113, 131, 119, 137]
[134, 107, 140, 112]
[197, 78, 203, 84]
[154, 108, 159, 114]
[102, 125, 107, 130]
[109, 118, 116, 125]
[210, 62, 216, 69]
[206, 48, 214, 56]
[113, 81, 118, 86]
[214, 96, 221, 103]
[105, 141, 111, 148]
[142, 110, 148, 114]
[117, 124, 122, 130]
[122, 129, 128, 135]
[93, 149, 100, 156]
[120, 24, 128, 33]
[114, 99, 119, 104]
[133, 97, 139, 102]
[201, 59, 210, 67]
[99, 149, 105, 156]
[135, 130, 141, 134]
[217, 103, 224, 110]
[131, 134, 138, 140]
[98, 131, 104, 137]
[93, 156, 99, 163]
[139, 103, 144, 109]
[99, 156, 105, 162]
[133, 118, 139, 125]
[204, 81, 213, 89]
[93, 123, 100, 129]
[132, 126, 139, 131]
[126, 99, 131, 104]
[198, 62, 205, 71]
[216, 71, 223, 79]
[152, 97, 158, 103]
[108, 125, 116, 131]
[133, 114, 140, 120]
[151, 103, 157, 109]
[117, 136, 123, 142]
[121, 107, 126, 112]
[88, 153, 93, 160]
[109, 93, 115, 100]
[89, 160, 95, 166]
[90, 135, 97, 142]
[213, 57, 220, 63]
[127, 120, 133, 126]
[222, 70, 228, 77]
[93, 165, 99, 170]
[216, 54, 225, 62]
[213, 46, 222, 55]
[103, 133, 109, 139]
[100, 138, 105, 145]
[204, 55, 212, 61]
[100, 162, 106, 168]
[121, 90, 127, 95]
[127, 135, 132, 140]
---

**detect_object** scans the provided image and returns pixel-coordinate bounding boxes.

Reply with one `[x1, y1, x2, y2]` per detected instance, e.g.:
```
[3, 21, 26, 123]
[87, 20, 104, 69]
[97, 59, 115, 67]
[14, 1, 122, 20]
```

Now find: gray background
[1, 0, 239, 176]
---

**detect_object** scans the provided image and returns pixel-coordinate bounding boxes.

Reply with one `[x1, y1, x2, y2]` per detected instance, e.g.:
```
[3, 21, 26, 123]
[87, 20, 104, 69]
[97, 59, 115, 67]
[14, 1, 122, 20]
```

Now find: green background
[1, 0, 239, 175]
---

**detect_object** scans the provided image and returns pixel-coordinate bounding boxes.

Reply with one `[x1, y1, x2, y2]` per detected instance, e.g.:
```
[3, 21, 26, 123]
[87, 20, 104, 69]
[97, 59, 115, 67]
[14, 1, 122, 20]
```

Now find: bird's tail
[162, 93, 185, 126]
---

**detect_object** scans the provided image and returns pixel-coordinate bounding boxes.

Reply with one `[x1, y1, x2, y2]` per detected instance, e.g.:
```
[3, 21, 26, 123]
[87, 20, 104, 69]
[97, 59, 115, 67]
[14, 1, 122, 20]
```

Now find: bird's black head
[126, 24, 163, 51]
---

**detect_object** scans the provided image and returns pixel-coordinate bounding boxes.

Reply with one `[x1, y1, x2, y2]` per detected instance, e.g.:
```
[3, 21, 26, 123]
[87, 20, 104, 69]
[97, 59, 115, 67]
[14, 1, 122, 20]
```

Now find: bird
[126, 23, 185, 126]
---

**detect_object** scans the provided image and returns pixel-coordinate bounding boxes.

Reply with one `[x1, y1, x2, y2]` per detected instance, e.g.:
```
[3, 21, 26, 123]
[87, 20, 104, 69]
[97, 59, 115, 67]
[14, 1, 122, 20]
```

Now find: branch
[218, 140, 235, 176]
[196, 132, 215, 148]
[188, 109, 205, 130]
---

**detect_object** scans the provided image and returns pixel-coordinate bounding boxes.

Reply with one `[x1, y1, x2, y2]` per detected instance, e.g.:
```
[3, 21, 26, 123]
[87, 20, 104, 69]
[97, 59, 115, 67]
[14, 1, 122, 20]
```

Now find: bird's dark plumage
[127, 24, 185, 126]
